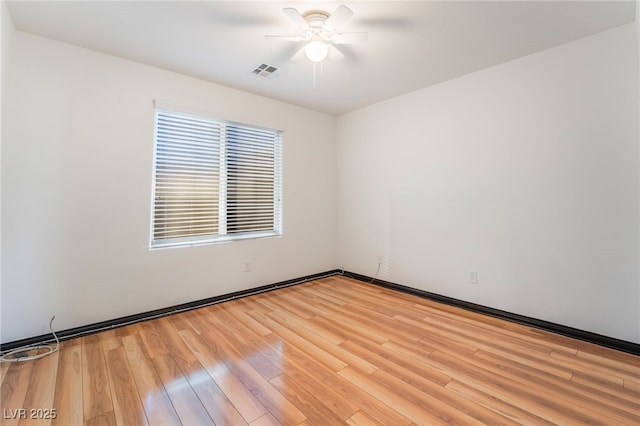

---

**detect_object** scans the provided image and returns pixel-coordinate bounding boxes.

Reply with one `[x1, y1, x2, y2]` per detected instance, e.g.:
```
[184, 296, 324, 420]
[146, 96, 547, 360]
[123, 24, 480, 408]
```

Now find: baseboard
[0, 269, 341, 353]
[5, 268, 638, 356]
[343, 271, 640, 356]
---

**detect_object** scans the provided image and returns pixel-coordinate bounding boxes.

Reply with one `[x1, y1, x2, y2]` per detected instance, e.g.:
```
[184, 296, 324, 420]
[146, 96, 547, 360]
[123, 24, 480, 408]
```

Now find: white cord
[0, 316, 60, 363]
[370, 260, 382, 283]
[339, 261, 382, 283]
[340, 267, 355, 280]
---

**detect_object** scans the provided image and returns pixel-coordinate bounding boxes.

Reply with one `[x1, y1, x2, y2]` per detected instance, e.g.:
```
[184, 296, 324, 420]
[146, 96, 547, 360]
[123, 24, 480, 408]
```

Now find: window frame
[150, 108, 282, 249]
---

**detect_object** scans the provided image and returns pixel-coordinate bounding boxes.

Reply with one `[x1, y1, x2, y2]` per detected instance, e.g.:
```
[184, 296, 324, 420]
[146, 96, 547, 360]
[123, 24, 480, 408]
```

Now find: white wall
[636, 0, 640, 350]
[2, 11, 638, 346]
[337, 24, 640, 343]
[0, 0, 14, 344]
[1, 27, 337, 342]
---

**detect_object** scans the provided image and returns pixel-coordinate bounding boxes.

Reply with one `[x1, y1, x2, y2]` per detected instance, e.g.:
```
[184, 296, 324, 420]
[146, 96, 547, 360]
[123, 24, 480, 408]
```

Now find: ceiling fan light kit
[304, 41, 329, 62]
[266, 5, 368, 83]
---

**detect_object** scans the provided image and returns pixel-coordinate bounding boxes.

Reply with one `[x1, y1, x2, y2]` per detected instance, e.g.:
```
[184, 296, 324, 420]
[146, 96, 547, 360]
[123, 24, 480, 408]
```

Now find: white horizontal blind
[226, 125, 278, 234]
[151, 109, 282, 248]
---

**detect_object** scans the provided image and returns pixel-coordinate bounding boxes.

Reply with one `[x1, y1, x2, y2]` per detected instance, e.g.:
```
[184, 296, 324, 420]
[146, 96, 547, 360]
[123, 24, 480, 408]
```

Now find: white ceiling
[6, 1, 636, 116]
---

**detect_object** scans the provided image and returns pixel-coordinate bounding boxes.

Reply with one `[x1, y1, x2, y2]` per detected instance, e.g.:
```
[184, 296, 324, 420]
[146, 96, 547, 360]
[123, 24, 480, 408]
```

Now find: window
[151, 109, 282, 248]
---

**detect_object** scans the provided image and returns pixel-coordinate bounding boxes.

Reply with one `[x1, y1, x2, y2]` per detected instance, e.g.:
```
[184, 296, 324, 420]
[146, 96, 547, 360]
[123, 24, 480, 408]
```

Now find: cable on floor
[0, 316, 60, 363]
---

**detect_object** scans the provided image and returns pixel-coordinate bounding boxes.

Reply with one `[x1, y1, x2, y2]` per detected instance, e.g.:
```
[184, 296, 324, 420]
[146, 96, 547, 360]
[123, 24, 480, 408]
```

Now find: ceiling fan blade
[283, 7, 309, 30]
[325, 5, 353, 31]
[265, 34, 306, 42]
[331, 32, 368, 44]
[328, 45, 345, 62]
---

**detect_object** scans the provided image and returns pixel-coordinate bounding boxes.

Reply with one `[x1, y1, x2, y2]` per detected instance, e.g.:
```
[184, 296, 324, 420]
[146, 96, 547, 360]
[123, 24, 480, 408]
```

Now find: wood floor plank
[220, 307, 282, 367]
[136, 321, 169, 359]
[52, 344, 83, 426]
[203, 330, 308, 425]
[269, 373, 345, 424]
[114, 325, 138, 339]
[270, 354, 360, 421]
[473, 349, 640, 421]
[526, 326, 640, 362]
[268, 304, 345, 346]
[339, 366, 467, 425]
[121, 334, 181, 426]
[179, 360, 249, 426]
[81, 338, 113, 423]
[103, 347, 148, 426]
[426, 349, 625, 425]
[276, 290, 335, 318]
[245, 309, 348, 372]
[0, 360, 10, 386]
[296, 283, 350, 306]
[151, 353, 213, 426]
[341, 340, 517, 425]
[469, 349, 640, 424]
[571, 370, 640, 405]
[408, 297, 579, 356]
[623, 379, 640, 393]
[370, 368, 489, 425]
[225, 300, 273, 336]
[325, 279, 419, 318]
[165, 312, 192, 332]
[346, 410, 385, 426]
[1, 361, 35, 426]
[18, 350, 59, 426]
[550, 348, 640, 383]
[152, 317, 197, 366]
[410, 309, 555, 357]
[176, 310, 205, 335]
[83, 411, 115, 426]
[266, 309, 378, 375]
[444, 380, 556, 425]
[256, 333, 412, 426]
[381, 339, 438, 366]
[200, 306, 283, 380]
[314, 295, 425, 345]
[99, 331, 121, 353]
[257, 290, 315, 320]
[8, 277, 640, 426]
[307, 310, 389, 345]
[178, 327, 268, 423]
[397, 313, 574, 379]
[575, 349, 640, 376]
[341, 339, 451, 387]
[248, 412, 280, 426]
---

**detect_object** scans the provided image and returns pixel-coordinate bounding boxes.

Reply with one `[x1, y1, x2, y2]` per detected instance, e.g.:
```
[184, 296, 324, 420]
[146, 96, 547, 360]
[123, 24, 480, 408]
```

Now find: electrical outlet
[469, 271, 478, 284]
[377, 255, 383, 264]
[244, 261, 251, 272]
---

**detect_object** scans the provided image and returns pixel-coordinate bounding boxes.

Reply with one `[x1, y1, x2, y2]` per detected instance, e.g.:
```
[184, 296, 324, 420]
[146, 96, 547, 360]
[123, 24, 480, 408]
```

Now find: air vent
[251, 63, 279, 78]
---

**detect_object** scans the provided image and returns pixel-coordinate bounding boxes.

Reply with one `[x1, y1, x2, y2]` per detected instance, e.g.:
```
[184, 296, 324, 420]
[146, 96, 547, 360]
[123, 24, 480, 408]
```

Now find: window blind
[151, 109, 282, 248]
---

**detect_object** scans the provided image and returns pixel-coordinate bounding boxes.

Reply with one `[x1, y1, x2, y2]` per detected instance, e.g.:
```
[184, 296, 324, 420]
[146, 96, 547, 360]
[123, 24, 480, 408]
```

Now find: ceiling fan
[265, 5, 368, 63]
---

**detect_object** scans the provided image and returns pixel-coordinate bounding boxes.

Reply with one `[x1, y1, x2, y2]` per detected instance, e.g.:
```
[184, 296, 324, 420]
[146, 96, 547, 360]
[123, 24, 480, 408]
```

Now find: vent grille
[251, 63, 279, 78]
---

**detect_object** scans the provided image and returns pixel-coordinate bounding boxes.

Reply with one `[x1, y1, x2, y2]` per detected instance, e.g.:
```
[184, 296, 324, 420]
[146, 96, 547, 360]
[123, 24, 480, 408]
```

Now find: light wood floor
[1, 276, 639, 425]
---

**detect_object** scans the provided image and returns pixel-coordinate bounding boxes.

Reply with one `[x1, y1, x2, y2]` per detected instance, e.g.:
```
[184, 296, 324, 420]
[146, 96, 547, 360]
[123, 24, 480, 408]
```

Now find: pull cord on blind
[151, 109, 282, 248]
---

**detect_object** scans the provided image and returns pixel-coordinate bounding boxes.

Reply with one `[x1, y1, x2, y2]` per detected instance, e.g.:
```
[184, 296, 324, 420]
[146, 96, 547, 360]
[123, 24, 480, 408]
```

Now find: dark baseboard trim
[1, 269, 341, 353]
[343, 271, 640, 356]
[5, 269, 638, 356]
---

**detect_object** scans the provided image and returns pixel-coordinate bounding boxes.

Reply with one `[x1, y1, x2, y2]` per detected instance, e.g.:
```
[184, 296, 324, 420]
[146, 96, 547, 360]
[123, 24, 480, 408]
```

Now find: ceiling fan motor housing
[303, 10, 330, 28]
[303, 10, 331, 42]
